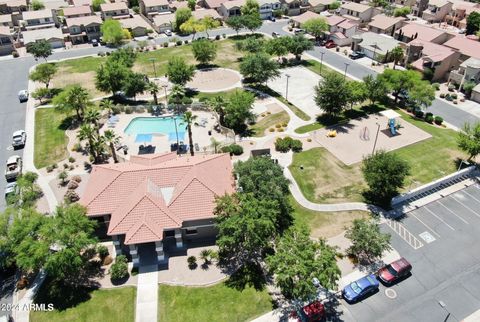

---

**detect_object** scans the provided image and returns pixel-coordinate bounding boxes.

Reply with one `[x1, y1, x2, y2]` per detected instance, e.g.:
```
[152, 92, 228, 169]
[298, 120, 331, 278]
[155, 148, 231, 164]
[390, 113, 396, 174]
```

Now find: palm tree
[209, 96, 225, 125]
[147, 81, 160, 106]
[100, 99, 115, 115]
[210, 137, 221, 153]
[84, 107, 102, 135]
[182, 111, 197, 156]
[78, 124, 99, 163]
[103, 130, 121, 163]
[391, 46, 404, 70]
[170, 84, 186, 106]
[53, 85, 90, 122]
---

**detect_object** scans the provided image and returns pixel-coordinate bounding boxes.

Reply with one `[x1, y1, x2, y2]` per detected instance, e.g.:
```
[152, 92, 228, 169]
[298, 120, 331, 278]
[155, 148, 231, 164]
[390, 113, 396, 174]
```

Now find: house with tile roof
[100, 2, 130, 20]
[66, 15, 102, 44]
[139, 0, 170, 21]
[368, 14, 405, 37]
[422, 0, 452, 22]
[63, 5, 93, 18]
[152, 12, 174, 32]
[0, 13, 13, 27]
[352, 32, 401, 61]
[443, 35, 480, 63]
[22, 8, 57, 30]
[339, 2, 374, 25]
[395, 22, 453, 44]
[219, 0, 245, 18]
[308, 0, 335, 13]
[119, 15, 153, 36]
[445, 0, 480, 29]
[280, 0, 309, 16]
[80, 152, 235, 265]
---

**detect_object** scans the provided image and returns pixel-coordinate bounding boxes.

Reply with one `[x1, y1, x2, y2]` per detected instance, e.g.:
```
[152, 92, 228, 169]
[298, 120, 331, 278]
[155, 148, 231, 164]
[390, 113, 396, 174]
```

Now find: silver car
[18, 90, 28, 102]
[12, 130, 26, 148]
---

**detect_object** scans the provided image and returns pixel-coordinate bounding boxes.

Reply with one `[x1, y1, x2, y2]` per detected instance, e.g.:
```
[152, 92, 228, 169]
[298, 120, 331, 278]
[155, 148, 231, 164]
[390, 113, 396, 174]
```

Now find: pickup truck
[5, 155, 22, 180]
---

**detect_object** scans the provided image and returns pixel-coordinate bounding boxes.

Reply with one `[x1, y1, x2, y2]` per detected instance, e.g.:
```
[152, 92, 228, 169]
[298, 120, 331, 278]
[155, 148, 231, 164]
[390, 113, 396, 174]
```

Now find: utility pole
[149, 58, 157, 78]
[285, 74, 291, 101]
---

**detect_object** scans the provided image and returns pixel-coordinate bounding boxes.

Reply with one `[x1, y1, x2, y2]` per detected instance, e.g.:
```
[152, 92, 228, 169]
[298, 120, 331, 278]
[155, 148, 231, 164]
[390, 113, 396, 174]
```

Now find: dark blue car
[342, 274, 379, 303]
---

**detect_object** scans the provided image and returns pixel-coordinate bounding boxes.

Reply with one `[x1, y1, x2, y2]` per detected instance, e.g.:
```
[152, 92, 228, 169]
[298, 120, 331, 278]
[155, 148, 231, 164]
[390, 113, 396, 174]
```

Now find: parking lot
[341, 183, 480, 322]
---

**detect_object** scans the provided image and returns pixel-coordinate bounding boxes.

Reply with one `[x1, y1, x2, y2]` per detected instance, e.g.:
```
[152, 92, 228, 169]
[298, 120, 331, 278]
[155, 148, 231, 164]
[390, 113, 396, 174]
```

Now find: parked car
[164, 29, 172, 36]
[18, 90, 28, 103]
[5, 155, 22, 180]
[349, 51, 365, 60]
[342, 274, 379, 303]
[5, 182, 17, 199]
[12, 130, 26, 148]
[272, 31, 280, 38]
[377, 257, 412, 284]
[325, 40, 337, 49]
[294, 28, 305, 35]
[291, 300, 325, 322]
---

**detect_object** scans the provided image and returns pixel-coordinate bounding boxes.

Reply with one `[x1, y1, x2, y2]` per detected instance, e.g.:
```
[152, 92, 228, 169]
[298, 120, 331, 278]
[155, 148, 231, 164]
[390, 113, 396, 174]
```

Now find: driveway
[340, 184, 480, 322]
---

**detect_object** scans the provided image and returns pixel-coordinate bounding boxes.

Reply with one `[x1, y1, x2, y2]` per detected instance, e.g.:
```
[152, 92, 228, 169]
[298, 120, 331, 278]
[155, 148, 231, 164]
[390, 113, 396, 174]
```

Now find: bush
[452, 93, 458, 99]
[110, 255, 129, 280]
[176, 40, 182, 46]
[181, 96, 193, 105]
[12, 51, 19, 58]
[222, 33, 226, 38]
[67, 180, 79, 189]
[46, 165, 53, 172]
[448, 84, 455, 92]
[290, 139, 303, 152]
[184, 40, 189, 45]
[97, 245, 109, 259]
[125, 106, 133, 114]
[221, 144, 243, 155]
[215, 35, 220, 40]
[434, 116, 443, 125]
[453, 100, 458, 104]
[64, 189, 80, 203]
[71, 175, 82, 183]
[269, 128, 275, 132]
[275, 123, 282, 128]
[440, 93, 446, 98]
[163, 42, 169, 48]
[63, 163, 69, 169]
[425, 114, 434, 123]
[414, 110, 424, 118]
[187, 255, 197, 269]
[275, 137, 302, 152]
[72, 143, 82, 152]
[68, 156, 75, 163]
[432, 83, 440, 90]
[132, 5, 139, 13]
[425, 112, 433, 118]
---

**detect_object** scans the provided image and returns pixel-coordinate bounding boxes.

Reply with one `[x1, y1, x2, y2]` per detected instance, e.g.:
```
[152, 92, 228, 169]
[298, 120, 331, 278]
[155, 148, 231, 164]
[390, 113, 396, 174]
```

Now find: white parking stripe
[423, 206, 455, 231]
[437, 201, 469, 224]
[451, 195, 480, 218]
[462, 190, 480, 205]
[410, 212, 441, 238]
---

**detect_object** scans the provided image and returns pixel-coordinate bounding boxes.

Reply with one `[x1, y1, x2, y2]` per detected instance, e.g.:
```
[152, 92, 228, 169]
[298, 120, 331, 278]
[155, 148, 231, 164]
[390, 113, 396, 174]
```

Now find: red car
[291, 300, 325, 322]
[325, 40, 337, 49]
[377, 257, 412, 284]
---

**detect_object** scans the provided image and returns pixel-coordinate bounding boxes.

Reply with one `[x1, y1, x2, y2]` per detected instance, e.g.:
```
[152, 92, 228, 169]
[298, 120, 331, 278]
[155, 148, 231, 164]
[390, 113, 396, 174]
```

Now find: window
[164, 230, 175, 237]
[44, 17, 51, 22]
[185, 228, 198, 235]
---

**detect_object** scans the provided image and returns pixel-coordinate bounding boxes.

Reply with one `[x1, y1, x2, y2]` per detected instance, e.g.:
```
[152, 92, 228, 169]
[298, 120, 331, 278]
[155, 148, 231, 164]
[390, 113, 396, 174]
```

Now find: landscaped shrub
[97, 245, 109, 259]
[425, 112, 433, 118]
[98, 51, 105, 57]
[440, 93, 446, 98]
[282, 122, 288, 127]
[64, 189, 80, 203]
[71, 175, 82, 183]
[181, 96, 193, 105]
[176, 40, 182, 46]
[277, 128, 284, 132]
[434, 116, 443, 125]
[136, 107, 145, 113]
[163, 42, 169, 48]
[406, 106, 413, 113]
[72, 143, 82, 152]
[69, 165, 75, 170]
[187, 255, 197, 269]
[432, 83, 440, 90]
[46, 165, 53, 172]
[425, 114, 434, 123]
[275, 137, 293, 152]
[215, 35, 220, 40]
[68, 156, 75, 163]
[290, 139, 303, 152]
[110, 255, 129, 280]
[269, 128, 275, 132]
[12, 51, 19, 58]
[448, 84, 455, 92]
[453, 100, 458, 104]
[414, 110, 424, 118]
[452, 93, 458, 99]
[222, 33, 226, 38]
[67, 180, 79, 190]
[63, 163, 69, 169]
[125, 106, 133, 114]
[275, 123, 282, 128]
[221, 144, 243, 155]
[307, 138, 312, 142]
[184, 40, 189, 45]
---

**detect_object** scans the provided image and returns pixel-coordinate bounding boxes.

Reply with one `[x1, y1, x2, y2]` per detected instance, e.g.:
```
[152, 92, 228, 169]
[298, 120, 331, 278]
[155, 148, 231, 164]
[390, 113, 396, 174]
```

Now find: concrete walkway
[13, 270, 47, 322]
[135, 265, 159, 322]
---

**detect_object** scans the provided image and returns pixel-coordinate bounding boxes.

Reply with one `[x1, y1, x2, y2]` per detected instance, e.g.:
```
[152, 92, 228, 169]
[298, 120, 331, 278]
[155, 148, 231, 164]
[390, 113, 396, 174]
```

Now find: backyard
[34, 108, 69, 169]
[158, 283, 273, 322]
[30, 286, 136, 322]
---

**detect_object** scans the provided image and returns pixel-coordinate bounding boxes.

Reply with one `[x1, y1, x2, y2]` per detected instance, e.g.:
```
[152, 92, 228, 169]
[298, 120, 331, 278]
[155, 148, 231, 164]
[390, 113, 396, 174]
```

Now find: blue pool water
[125, 116, 185, 141]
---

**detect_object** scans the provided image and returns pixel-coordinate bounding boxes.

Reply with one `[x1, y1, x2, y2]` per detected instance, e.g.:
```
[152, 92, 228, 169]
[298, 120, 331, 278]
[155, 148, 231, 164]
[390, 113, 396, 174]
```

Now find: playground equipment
[327, 130, 337, 137]
[359, 126, 370, 141]
[388, 118, 399, 136]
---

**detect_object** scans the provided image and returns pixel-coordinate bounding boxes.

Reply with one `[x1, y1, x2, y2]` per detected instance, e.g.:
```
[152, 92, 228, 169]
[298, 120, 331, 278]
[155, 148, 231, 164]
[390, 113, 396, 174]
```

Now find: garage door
[49, 39, 64, 49]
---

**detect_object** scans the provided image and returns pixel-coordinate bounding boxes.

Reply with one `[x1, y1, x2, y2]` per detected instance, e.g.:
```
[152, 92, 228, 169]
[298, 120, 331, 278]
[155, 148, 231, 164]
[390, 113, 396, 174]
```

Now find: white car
[5, 155, 22, 180]
[164, 30, 172, 36]
[18, 90, 28, 102]
[12, 130, 26, 148]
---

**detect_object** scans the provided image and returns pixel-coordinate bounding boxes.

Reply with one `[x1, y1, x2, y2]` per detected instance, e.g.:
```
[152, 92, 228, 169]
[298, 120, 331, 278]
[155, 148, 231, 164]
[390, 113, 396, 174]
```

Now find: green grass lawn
[290, 110, 466, 204]
[250, 111, 290, 137]
[55, 56, 105, 73]
[158, 283, 273, 322]
[30, 287, 136, 322]
[302, 60, 350, 80]
[34, 108, 69, 169]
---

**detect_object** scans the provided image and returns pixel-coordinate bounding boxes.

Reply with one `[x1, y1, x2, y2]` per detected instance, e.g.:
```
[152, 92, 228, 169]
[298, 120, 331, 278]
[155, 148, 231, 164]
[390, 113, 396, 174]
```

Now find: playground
[307, 110, 432, 165]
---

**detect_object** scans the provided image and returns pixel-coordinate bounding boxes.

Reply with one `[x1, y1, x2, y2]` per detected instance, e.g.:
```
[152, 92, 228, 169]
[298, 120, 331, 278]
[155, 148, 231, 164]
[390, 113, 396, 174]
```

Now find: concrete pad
[187, 68, 242, 93]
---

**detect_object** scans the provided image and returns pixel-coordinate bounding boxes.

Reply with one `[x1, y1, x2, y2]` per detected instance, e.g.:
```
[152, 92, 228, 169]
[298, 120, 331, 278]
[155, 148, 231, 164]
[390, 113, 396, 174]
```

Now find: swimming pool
[125, 116, 185, 141]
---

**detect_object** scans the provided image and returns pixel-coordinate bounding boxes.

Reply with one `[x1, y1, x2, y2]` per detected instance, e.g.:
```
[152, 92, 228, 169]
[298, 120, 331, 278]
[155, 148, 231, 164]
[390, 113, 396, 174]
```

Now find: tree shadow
[58, 115, 78, 131]
[224, 262, 266, 291]
[196, 63, 220, 70]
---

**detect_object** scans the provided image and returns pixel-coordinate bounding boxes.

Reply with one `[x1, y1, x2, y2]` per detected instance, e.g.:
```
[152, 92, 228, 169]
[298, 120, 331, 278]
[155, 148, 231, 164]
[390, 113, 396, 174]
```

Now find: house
[290, 10, 321, 27]
[368, 14, 405, 37]
[280, 0, 309, 16]
[308, 0, 334, 13]
[395, 22, 452, 44]
[0, 13, 12, 27]
[152, 12, 174, 32]
[443, 36, 480, 63]
[257, 0, 281, 20]
[169, 1, 190, 11]
[471, 84, 480, 104]
[79, 152, 235, 265]
[388, 0, 416, 7]
[120, 15, 152, 37]
[445, 0, 480, 29]
[100, 2, 130, 20]
[0, 25, 13, 55]
[62, 5, 93, 18]
[449, 57, 480, 89]
[22, 9, 57, 30]
[203, 0, 225, 10]
[352, 32, 401, 61]
[406, 39, 460, 81]
[22, 27, 64, 48]
[66, 15, 101, 44]
[219, 0, 244, 18]
[339, 2, 374, 25]
[412, 0, 429, 17]
[0, 0, 27, 15]
[325, 14, 346, 32]
[139, 0, 170, 20]
[193, 8, 222, 20]
[71, 0, 92, 6]
[421, 0, 452, 22]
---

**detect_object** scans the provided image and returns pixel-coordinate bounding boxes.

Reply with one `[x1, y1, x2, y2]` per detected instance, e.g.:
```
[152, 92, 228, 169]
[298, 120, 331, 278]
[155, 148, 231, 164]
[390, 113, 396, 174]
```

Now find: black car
[349, 51, 365, 60]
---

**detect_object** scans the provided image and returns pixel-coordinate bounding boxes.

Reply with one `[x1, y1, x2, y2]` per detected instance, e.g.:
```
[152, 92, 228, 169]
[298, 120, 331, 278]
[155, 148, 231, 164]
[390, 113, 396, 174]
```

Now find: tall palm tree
[209, 95, 225, 125]
[170, 84, 186, 106]
[78, 124, 99, 163]
[84, 107, 102, 135]
[391, 46, 404, 70]
[100, 99, 115, 115]
[103, 130, 121, 163]
[147, 81, 160, 106]
[182, 111, 197, 156]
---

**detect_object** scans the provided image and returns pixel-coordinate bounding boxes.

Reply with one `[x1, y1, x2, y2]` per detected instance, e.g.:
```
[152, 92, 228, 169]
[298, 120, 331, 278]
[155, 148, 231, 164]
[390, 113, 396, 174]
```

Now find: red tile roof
[80, 152, 235, 244]
[443, 36, 480, 59]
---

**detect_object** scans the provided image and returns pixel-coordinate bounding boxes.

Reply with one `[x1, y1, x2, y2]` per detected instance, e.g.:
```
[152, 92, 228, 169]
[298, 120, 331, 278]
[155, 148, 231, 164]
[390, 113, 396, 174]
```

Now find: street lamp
[319, 51, 325, 75]
[149, 58, 157, 78]
[372, 122, 380, 154]
[285, 74, 291, 101]
[344, 63, 349, 80]
[438, 300, 451, 321]
[372, 42, 377, 66]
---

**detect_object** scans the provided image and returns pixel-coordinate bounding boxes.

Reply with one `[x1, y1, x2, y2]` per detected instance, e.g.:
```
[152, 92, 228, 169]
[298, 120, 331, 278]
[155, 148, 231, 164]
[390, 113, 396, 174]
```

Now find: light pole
[372, 42, 377, 66]
[344, 63, 349, 80]
[285, 74, 291, 101]
[372, 122, 380, 154]
[149, 58, 157, 78]
[319, 51, 325, 75]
